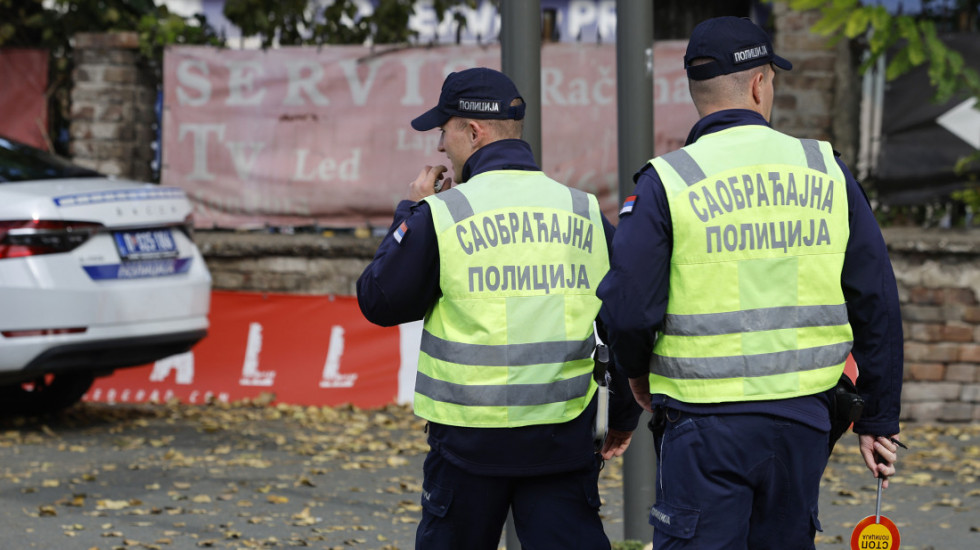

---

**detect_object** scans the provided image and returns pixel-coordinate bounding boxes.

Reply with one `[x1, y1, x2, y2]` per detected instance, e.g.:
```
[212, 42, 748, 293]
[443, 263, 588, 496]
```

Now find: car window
[0, 137, 103, 182]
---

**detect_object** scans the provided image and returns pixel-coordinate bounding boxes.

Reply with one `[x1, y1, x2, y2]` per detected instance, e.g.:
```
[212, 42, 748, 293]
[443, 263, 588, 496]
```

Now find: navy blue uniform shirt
[357, 138, 642, 476]
[597, 110, 904, 436]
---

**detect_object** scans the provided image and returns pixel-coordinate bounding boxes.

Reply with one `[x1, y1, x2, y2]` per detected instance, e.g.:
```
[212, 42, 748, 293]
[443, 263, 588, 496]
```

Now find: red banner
[0, 49, 49, 150]
[85, 291, 413, 409]
[84, 290, 863, 409]
[162, 42, 698, 229]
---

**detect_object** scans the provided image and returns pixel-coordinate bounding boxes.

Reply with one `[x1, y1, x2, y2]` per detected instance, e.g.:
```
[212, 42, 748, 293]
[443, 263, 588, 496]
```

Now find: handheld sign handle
[875, 476, 883, 524]
[851, 446, 901, 550]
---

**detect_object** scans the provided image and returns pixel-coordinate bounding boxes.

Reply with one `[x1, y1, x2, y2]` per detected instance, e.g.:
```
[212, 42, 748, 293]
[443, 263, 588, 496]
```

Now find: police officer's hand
[628, 377, 653, 413]
[859, 433, 900, 488]
[408, 165, 452, 202]
[600, 428, 633, 460]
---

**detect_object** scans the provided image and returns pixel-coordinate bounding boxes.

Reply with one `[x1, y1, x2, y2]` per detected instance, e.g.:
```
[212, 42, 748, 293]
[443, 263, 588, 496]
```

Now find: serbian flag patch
[393, 221, 409, 243]
[620, 195, 637, 215]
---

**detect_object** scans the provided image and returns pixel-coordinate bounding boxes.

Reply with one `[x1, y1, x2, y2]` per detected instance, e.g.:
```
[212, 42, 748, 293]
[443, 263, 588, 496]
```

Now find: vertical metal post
[616, 0, 657, 543]
[500, 0, 542, 165]
[500, 7, 542, 548]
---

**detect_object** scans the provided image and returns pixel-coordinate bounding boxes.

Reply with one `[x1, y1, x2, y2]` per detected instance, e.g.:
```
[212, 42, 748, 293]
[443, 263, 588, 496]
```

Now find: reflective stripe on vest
[663, 304, 849, 337]
[415, 170, 607, 427]
[435, 184, 594, 225]
[648, 126, 852, 402]
[415, 371, 594, 407]
[421, 329, 596, 366]
[653, 341, 853, 380]
[659, 137, 829, 187]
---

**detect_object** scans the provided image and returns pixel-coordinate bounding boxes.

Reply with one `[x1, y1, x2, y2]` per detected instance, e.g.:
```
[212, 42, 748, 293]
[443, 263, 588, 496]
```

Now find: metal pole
[500, 8, 542, 548]
[616, 0, 657, 543]
[875, 477, 883, 524]
[500, 0, 542, 165]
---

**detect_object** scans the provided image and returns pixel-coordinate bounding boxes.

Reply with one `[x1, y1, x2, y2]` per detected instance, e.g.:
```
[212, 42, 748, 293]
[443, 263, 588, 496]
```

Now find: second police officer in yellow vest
[649, 124, 853, 403]
[597, 16, 905, 549]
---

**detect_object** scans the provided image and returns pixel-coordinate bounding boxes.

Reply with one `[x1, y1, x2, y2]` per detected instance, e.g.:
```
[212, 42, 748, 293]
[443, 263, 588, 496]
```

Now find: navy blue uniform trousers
[415, 451, 610, 550]
[649, 410, 828, 549]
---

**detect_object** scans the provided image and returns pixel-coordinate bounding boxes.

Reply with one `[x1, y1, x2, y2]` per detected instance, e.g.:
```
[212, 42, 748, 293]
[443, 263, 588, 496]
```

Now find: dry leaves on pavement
[0, 397, 426, 549]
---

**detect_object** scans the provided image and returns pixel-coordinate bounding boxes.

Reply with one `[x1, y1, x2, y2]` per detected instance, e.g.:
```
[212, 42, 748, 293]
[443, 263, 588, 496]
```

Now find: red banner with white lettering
[0, 49, 49, 150]
[84, 290, 862, 409]
[84, 291, 416, 408]
[161, 42, 697, 229]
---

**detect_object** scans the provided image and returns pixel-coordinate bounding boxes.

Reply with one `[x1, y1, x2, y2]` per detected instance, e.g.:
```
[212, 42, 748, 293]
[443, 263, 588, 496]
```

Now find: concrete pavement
[0, 401, 976, 549]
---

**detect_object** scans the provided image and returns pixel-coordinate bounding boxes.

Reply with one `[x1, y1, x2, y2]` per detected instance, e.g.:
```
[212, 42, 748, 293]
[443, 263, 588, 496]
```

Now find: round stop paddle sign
[850, 515, 901, 550]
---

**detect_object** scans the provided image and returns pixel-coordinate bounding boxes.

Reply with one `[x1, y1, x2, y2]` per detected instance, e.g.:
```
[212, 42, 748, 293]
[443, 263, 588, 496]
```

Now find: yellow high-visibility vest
[416, 169, 608, 427]
[649, 125, 853, 402]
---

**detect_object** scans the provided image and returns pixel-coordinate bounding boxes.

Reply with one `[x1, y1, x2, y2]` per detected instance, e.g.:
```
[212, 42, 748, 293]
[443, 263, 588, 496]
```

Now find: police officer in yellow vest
[357, 67, 641, 549]
[597, 17, 905, 549]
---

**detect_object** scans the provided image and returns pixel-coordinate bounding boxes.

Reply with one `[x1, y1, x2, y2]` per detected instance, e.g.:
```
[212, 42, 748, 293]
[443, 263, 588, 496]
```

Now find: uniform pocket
[417, 480, 456, 548]
[649, 501, 700, 540]
[420, 481, 453, 518]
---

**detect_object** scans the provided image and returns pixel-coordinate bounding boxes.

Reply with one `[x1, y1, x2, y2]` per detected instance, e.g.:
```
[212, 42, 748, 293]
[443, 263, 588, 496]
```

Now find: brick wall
[69, 32, 156, 181]
[772, 3, 862, 167]
[888, 228, 980, 422]
[196, 232, 378, 297]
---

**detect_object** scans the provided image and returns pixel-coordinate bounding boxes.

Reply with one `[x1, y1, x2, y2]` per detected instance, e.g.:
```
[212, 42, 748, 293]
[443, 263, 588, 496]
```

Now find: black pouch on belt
[828, 373, 864, 455]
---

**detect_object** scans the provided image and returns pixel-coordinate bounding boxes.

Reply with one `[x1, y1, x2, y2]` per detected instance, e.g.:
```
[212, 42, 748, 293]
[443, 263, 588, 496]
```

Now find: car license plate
[113, 229, 178, 260]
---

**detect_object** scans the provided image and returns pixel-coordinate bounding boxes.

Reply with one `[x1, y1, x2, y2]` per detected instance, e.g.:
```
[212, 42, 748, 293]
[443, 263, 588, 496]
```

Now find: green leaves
[0, 23, 15, 43]
[224, 0, 313, 48]
[843, 8, 871, 38]
[222, 0, 478, 47]
[137, 9, 223, 64]
[885, 47, 912, 81]
[786, 0, 833, 11]
[1, 1, 222, 67]
[869, 5, 891, 31]
[6, 0, 479, 60]
[897, 17, 926, 66]
[794, 1, 980, 110]
[810, 6, 852, 36]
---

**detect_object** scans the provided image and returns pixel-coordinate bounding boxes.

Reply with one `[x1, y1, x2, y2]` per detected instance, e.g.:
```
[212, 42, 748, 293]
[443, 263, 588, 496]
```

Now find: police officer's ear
[466, 119, 492, 148]
[750, 70, 766, 106]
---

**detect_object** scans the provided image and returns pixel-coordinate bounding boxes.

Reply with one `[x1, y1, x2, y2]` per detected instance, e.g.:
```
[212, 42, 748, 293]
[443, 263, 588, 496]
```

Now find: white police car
[0, 136, 211, 414]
